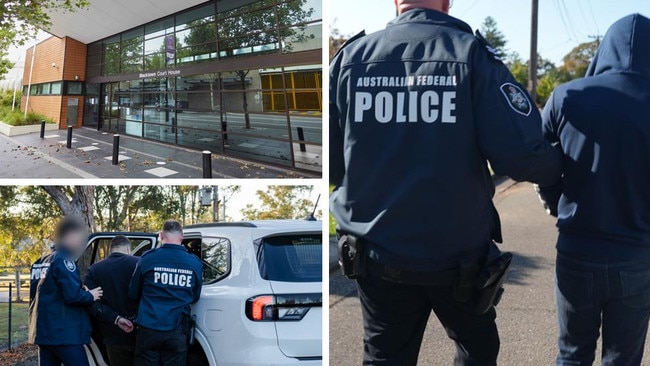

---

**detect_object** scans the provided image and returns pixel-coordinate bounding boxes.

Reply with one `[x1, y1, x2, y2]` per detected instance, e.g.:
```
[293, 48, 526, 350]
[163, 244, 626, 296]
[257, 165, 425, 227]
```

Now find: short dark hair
[110, 235, 131, 249]
[162, 220, 183, 234]
[55, 216, 86, 242]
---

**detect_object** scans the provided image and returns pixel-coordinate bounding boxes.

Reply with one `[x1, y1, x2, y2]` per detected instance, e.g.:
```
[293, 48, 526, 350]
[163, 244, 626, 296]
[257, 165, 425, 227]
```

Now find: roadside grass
[0, 303, 29, 351]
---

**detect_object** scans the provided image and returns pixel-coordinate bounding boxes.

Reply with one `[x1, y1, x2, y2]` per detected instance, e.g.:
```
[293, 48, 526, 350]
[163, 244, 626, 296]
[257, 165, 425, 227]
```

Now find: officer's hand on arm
[472, 35, 563, 186]
[115, 316, 134, 333]
[535, 90, 565, 217]
[87, 286, 103, 301]
[53, 258, 95, 306]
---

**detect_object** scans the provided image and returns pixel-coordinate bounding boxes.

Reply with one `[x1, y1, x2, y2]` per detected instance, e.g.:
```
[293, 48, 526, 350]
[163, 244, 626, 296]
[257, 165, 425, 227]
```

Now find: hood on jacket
[586, 13, 650, 77]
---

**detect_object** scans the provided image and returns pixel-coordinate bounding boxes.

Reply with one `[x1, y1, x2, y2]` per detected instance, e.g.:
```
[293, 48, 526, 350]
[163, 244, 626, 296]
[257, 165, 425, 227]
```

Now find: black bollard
[40, 120, 46, 138]
[66, 126, 73, 149]
[297, 127, 306, 152]
[202, 150, 212, 179]
[112, 134, 120, 165]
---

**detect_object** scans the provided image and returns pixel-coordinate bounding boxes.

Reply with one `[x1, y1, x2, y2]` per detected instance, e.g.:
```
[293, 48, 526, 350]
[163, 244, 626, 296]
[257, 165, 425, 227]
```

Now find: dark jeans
[106, 344, 135, 365]
[134, 327, 187, 366]
[39, 345, 90, 366]
[556, 253, 650, 366]
[356, 274, 500, 366]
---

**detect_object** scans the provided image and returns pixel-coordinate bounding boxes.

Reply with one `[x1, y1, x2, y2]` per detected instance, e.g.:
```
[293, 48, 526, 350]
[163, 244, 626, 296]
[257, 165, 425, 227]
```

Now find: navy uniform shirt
[129, 244, 202, 331]
[539, 14, 650, 262]
[330, 8, 563, 272]
[84, 252, 139, 346]
[28, 246, 94, 345]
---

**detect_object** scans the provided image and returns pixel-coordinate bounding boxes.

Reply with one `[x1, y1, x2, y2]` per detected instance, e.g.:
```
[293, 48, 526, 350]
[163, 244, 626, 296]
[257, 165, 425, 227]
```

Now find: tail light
[245, 293, 322, 322]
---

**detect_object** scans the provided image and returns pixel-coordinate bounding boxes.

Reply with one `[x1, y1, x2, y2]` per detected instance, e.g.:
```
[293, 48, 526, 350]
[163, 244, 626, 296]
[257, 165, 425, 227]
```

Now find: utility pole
[588, 34, 602, 47]
[213, 185, 219, 222]
[529, 0, 539, 103]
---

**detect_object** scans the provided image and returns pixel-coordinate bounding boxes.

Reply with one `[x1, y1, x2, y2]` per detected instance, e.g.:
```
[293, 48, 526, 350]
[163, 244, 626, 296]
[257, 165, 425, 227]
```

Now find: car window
[254, 234, 322, 283]
[184, 237, 231, 284]
[79, 236, 155, 277]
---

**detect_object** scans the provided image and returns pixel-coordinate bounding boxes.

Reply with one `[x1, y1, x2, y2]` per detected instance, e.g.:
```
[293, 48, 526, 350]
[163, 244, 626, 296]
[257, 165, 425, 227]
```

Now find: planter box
[0, 120, 58, 136]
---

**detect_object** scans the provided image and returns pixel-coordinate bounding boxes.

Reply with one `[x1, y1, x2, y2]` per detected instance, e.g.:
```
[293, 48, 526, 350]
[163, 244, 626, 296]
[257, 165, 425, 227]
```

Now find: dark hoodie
[540, 14, 650, 262]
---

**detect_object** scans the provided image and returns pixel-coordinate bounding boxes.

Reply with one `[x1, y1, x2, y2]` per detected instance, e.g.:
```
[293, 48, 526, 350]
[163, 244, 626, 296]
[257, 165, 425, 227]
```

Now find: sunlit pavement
[1, 128, 320, 179]
[329, 180, 650, 366]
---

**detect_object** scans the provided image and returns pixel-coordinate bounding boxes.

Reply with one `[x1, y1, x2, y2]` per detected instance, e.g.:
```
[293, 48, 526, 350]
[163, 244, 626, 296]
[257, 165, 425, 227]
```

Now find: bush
[0, 105, 53, 127]
[0, 89, 20, 108]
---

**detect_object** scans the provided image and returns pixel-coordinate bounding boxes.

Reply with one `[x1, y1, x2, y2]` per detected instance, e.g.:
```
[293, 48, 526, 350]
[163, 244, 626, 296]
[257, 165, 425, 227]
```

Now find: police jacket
[29, 253, 53, 307]
[84, 252, 139, 346]
[28, 246, 94, 345]
[129, 244, 202, 331]
[539, 14, 650, 262]
[330, 9, 563, 272]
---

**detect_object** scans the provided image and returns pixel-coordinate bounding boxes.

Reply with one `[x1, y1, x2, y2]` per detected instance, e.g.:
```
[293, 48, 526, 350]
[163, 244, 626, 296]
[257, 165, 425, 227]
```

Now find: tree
[241, 186, 319, 220]
[216, 0, 315, 128]
[0, 0, 89, 78]
[562, 40, 599, 79]
[481, 16, 507, 60]
[508, 52, 529, 87]
[329, 27, 348, 60]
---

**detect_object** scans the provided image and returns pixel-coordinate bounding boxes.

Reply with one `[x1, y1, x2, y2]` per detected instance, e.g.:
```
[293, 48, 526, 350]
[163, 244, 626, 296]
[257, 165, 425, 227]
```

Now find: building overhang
[45, 0, 210, 44]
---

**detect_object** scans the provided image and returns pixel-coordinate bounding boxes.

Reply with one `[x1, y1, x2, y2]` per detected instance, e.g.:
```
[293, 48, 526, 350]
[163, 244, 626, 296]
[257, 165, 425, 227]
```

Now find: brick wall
[20, 96, 63, 124]
[62, 38, 87, 81]
[22, 36, 88, 129]
[22, 37, 65, 84]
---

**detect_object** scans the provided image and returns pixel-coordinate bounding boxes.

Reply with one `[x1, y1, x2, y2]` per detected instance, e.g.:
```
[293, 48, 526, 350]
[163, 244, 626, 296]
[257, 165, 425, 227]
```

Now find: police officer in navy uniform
[29, 216, 103, 366]
[84, 235, 139, 365]
[28, 246, 54, 318]
[129, 219, 203, 366]
[330, 0, 563, 364]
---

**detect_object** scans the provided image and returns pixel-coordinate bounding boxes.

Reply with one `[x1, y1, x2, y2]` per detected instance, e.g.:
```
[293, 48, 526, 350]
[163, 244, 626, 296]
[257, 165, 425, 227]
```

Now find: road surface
[329, 181, 650, 365]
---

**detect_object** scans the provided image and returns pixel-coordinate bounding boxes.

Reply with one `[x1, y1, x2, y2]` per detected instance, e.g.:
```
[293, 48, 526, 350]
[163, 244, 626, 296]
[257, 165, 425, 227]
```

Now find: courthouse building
[21, 0, 322, 171]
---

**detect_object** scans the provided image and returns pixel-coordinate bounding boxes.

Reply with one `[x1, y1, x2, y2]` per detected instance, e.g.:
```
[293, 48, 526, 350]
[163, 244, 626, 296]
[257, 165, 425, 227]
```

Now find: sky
[222, 184, 322, 221]
[330, 0, 650, 65]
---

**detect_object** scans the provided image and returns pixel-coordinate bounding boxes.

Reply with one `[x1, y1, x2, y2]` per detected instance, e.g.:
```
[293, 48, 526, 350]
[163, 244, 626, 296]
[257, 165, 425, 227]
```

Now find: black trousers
[356, 274, 500, 366]
[134, 327, 187, 366]
[106, 344, 135, 366]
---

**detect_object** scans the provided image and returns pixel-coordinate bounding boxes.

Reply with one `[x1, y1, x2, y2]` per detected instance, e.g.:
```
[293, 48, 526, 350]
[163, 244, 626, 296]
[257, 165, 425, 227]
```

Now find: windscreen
[255, 234, 322, 282]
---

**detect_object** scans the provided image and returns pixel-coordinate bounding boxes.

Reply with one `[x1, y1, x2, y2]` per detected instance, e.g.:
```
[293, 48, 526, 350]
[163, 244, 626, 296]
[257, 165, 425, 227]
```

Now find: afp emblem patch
[64, 259, 76, 272]
[500, 83, 532, 116]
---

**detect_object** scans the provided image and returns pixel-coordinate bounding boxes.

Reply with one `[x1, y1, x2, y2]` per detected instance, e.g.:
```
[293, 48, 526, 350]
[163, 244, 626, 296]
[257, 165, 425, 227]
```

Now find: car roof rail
[184, 222, 258, 229]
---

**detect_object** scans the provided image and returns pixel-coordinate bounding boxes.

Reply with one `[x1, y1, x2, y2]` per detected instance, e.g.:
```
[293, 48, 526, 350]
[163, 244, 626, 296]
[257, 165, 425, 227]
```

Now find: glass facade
[83, 0, 322, 172]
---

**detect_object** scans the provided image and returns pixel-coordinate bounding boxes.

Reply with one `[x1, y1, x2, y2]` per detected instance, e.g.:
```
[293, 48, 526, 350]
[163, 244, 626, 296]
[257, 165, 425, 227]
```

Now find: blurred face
[61, 228, 87, 254]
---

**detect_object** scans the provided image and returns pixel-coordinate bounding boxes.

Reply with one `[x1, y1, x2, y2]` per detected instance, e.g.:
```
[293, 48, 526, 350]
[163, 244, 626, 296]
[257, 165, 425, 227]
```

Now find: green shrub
[0, 105, 54, 126]
[0, 89, 21, 107]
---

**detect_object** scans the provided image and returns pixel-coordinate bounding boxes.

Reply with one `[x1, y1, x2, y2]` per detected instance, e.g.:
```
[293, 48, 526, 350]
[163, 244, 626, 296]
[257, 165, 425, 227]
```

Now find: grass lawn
[0, 303, 29, 351]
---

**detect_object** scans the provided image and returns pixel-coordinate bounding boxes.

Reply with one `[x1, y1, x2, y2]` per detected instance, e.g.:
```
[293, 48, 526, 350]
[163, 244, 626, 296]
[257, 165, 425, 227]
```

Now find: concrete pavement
[329, 181, 650, 365]
[0, 128, 318, 179]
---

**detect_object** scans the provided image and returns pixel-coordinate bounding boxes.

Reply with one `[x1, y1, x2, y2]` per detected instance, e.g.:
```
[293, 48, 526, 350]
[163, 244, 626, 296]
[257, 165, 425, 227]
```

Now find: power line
[460, 0, 481, 18]
[586, 0, 600, 35]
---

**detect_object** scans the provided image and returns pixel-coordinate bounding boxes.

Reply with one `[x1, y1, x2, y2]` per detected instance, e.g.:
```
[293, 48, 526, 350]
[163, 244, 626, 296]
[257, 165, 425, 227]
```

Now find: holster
[338, 235, 367, 279]
[181, 312, 197, 345]
[453, 244, 513, 315]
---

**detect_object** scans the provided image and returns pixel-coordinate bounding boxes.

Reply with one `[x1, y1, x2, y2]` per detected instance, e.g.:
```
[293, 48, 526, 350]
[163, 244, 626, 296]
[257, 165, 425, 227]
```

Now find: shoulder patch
[63, 259, 76, 272]
[500, 83, 532, 116]
[332, 30, 366, 60]
[475, 30, 502, 63]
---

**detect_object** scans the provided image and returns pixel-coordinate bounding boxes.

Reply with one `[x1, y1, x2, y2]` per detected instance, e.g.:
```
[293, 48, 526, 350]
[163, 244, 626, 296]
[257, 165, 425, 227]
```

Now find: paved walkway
[0, 128, 318, 179]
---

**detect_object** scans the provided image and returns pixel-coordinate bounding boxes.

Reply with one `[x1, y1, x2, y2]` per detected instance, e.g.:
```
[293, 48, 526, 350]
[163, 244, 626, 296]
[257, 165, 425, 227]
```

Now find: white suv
[79, 220, 323, 366]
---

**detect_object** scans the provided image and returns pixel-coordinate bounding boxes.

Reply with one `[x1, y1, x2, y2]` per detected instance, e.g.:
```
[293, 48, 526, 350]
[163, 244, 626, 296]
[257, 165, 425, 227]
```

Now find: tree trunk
[40, 186, 96, 276]
[237, 71, 251, 129]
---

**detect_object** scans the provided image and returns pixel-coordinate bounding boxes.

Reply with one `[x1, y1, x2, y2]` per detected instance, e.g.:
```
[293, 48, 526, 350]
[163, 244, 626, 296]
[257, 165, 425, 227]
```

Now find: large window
[86, 0, 322, 75]
[86, 0, 322, 172]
